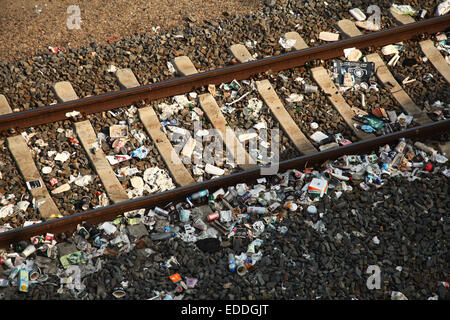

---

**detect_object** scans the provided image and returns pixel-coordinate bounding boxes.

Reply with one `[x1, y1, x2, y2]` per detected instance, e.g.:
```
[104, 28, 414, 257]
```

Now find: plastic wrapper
[332, 60, 375, 87]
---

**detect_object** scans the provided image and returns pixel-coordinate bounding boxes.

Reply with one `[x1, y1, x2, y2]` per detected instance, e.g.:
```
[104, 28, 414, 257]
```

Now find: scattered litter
[205, 164, 225, 176]
[65, 111, 81, 119]
[279, 37, 297, 49]
[243, 98, 263, 118]
[143, 167, 175, 193]
[381, 44, 400, 56]
[131, 146, 150, 159]
[167, 61, 176, 74]
[51, 183, 71, 195]
[391, 4, 418, 16]
[304, 84, 318, 93]
[26, 180, 42, 190]
[344, 47, 362, 62]
[106, 155, 131, 165]
[107, 65, 117, 73]
[41, 166, 52, 174]
[436, 0, 450, 16]
[110, 125, 128, 139]
[310, 131, 329, 143]
[349, 8, 366, 21]
[332, 60, 375, 88]
[238, 132, 258, 142]
[54, 151, 71, 163]
[208, 84, 216, 96]
[69, 174, 93, 187]
[0, 205, 14, 219]
[285, 93, 304, 103]
[391, 291, 408, 300]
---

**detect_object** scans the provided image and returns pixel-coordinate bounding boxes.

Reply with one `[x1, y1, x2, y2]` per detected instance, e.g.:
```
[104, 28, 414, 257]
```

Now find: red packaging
[207, 212, 219, 221]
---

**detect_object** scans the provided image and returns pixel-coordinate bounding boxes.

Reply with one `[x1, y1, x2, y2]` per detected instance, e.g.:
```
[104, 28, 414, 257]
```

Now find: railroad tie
[229, 44, 254, 63]
[336, 19, 362, 38]
[52, 81, 130, 203]
[388, 7, 416, 25]
[0, 94, 12, 115]
[112, 68, 195, 186]
[7, 136, 62, 219]
[52, 81, 79, 102]
[419, 40, 450, 84]
[418, 40, 450, 156]
[198, 93, 257, 170]
[283, 32, 309, 50]
[2, 94, 61, 219]
[138, 106, 196, 186]
[74, 120, 130, 203]
[310, 67, 375, 140]
[172, 56, 198, 76]
[115, 68, 141, 89]
[256, 79, 318, 154]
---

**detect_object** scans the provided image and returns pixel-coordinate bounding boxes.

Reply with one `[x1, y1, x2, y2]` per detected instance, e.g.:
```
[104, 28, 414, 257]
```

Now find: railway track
[0, 14, 449, 250]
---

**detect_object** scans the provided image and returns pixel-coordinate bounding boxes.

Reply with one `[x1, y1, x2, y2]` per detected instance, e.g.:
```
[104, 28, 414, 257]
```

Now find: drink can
[207, 212, 219, 221]
[268, 202, 281, 212]
[241, 191, 252, 201]
[154, 206, 169, 216]
[247, 206, 267, 214]
[280, 173, 290, 187]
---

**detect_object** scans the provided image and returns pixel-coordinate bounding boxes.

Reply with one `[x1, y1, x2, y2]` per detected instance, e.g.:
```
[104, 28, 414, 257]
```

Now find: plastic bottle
[228, 253, 236, 272]
[247, 206, 267, 214]
[187, 190, 209, 201]
[151, 232, 174, 241]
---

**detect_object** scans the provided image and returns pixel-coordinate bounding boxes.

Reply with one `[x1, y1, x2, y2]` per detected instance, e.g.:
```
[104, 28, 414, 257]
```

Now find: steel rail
[0, 15, 449, 134]
[0, 118, 448, 248]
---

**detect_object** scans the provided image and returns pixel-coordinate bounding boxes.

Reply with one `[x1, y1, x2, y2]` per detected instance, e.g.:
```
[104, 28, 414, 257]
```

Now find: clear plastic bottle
[228, 253, 236, 272]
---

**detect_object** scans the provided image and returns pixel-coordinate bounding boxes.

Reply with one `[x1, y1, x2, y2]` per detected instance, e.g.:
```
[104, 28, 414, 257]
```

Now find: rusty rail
[0, 118, 448, 248]
[0, 15, 449, 134]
